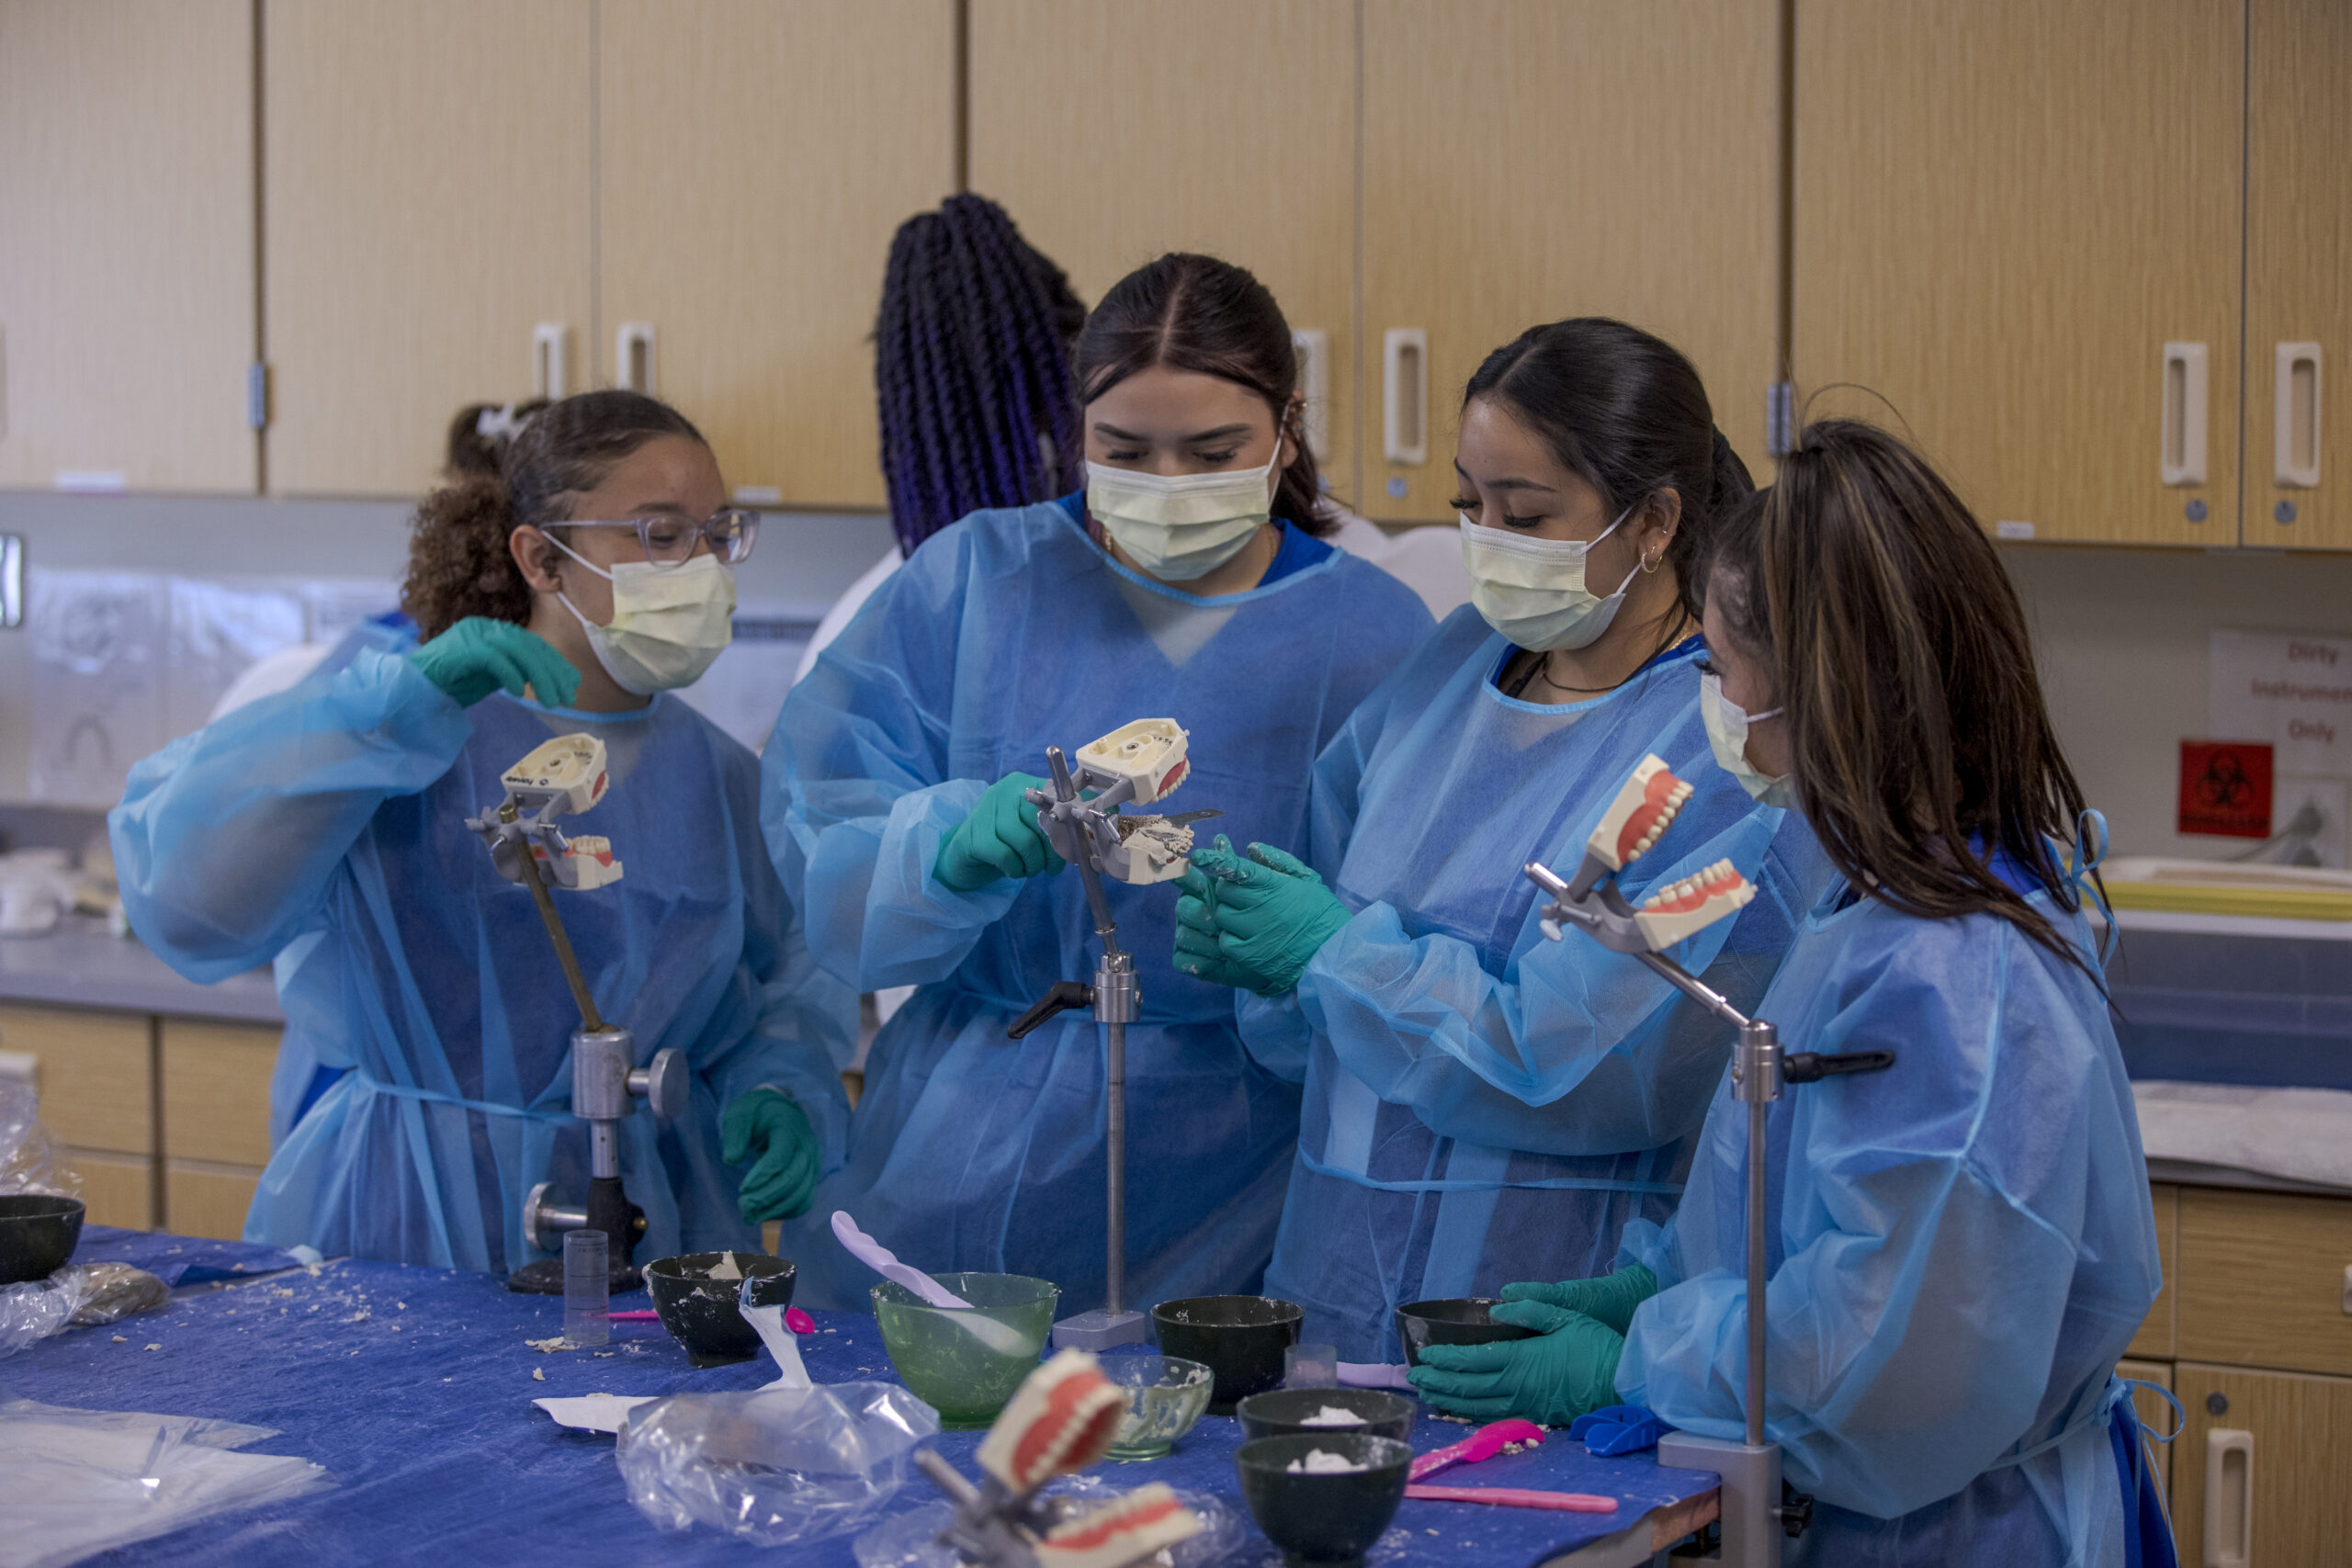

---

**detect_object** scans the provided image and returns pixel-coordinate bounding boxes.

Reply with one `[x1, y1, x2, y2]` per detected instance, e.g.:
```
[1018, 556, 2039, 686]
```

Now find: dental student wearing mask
[1174, 320, 1824, 1360]
[764, 254, 1434, 1311]
[1410, 421, 2168, 1565]
[110, 390, 855, 1272]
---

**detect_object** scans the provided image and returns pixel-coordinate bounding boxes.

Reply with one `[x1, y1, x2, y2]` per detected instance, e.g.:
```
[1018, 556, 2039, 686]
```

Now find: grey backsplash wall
[5, 489, 2351, 863]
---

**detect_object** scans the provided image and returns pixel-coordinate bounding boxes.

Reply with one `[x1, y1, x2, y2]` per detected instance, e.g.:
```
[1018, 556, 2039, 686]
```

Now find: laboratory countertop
[11, 1228, 1721, 1568]
[0, 916, 281, 1024]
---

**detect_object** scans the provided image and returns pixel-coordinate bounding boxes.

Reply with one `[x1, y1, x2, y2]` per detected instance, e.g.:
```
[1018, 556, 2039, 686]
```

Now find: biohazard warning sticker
[2177, 740, 2274, 839]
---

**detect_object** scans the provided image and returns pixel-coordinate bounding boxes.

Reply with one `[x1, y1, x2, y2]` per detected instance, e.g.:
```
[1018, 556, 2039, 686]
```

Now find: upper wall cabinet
[263, 0, 594, 498]
[0, 0, 256, 493]
[2246, 0, 2350, 552]
[968, 0, 1360, 510]
[598, 0, 955, 511]
[1792, 0, 2244, 547]
[1358, 0, 1782, 524]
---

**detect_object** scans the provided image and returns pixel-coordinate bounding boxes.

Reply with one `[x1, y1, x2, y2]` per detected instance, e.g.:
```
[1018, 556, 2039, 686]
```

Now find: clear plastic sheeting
[0, 1081, 78, 1198]
[616, 1382, 940, 1547]
[851, 1478, 1249, 1568]
[0, 1271, 89, 1359]
[0, 1397, 333, 1568]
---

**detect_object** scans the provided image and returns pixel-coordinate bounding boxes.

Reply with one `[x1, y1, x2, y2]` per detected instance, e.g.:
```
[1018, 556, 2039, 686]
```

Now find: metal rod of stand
[503, 803, 604, 1032]
[1746, 1090, 1768, 1449]
[1105, 1014, 1126, 1317]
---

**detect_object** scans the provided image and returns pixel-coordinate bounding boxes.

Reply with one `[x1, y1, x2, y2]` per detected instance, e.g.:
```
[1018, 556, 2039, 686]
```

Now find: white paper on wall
[27, 570, 167, 806]
[2211, 630, 2352, 866]
[166, 580, 307, 738]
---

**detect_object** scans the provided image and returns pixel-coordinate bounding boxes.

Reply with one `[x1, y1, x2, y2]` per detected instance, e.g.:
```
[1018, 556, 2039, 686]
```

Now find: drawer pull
[532, 322, 571, 400]
[1383, 327, 1427, 466]
[2161, 341, 2209, 487]
[2202, 1427, 2251, 1568]
[2275, 342, 2321, 489]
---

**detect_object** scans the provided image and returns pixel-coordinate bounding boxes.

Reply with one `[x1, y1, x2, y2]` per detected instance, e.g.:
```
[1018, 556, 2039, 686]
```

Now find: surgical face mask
[1457, 504, 1642, 652]
[1086, 436, 1283, 582]
[546, 535, 736, 695]
[1700, 670, 1795, 808]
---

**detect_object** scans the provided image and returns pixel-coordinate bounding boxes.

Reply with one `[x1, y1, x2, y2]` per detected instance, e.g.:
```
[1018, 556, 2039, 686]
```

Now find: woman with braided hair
[763, 252, 1433, 1311]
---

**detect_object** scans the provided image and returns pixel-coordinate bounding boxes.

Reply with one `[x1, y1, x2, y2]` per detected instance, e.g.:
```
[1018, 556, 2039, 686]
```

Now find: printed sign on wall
[2177, 740, 2273, 839]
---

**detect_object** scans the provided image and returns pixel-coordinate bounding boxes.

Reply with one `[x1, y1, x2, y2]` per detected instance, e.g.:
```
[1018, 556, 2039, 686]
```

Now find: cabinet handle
[1383, 328, 1428, 466]
[1292, 329, 1329, 462]
[2162, 342, 2209, 487]
[2202, 1427, 2252, 1568]
[533, 323, 571, 400]
[2275, 342, 2322, 489]
[616, 322, 657, 395]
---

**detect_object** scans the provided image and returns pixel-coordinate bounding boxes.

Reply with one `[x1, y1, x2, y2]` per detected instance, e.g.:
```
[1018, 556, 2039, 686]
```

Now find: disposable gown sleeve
[759, 534, 1028, 994]
[1614, 933, 2109, 1519]
[1295, 813, 1805, 1156]
[108, 648, 473, 984]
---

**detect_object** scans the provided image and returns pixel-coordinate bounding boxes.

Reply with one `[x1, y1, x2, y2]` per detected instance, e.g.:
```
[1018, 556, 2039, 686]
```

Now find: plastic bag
[852, 1479, 1249, 1568]
[0, 1080, 78, 1199]
[616, 1382, 940, 1546]
[0, 1397, 333, 1568]
[0, 1271, 90, 1359]
[68, 1263, 169, 1326]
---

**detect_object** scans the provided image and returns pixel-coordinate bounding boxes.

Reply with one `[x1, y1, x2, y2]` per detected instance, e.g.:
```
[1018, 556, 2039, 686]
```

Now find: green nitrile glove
[720, 1088, 819, 1224]
[1499, 1263, 1660, 1337]
[409, 616, 582, 708]
[933, 773, 1067, 892]
[1170, 874, 1258, 989]
[1408, 1300, 1626, 1427]
[1180, 836, 1351, 997]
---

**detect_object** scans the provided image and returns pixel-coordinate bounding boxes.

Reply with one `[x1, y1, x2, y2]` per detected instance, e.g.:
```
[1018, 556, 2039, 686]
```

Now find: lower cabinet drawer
[2177, 1188, 2352, 1376]
[2173, 1361, 2352, 1568]
[58, 1146, 154, 1230]
[163, 1160, 261, 1243]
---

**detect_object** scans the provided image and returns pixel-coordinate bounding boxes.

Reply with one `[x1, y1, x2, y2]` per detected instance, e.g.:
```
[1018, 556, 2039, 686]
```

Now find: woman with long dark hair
[763, 254, 1433, 1311]
[1414, 421, 2165, 1564]
[1175, 319, 1822, 1359]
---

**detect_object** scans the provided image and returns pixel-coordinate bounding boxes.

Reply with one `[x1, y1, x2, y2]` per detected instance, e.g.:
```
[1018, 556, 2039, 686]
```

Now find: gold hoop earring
[1641, 550, 1662, 574]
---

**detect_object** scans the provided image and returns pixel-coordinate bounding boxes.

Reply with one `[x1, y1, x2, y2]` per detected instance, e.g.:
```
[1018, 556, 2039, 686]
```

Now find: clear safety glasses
[558, 507, 761, 568]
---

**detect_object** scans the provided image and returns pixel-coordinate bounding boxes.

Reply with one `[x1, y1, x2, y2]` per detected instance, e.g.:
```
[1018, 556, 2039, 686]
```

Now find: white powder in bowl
[1285, 1449, 1369, 1474]
[1299, 1405, 1368, 1427]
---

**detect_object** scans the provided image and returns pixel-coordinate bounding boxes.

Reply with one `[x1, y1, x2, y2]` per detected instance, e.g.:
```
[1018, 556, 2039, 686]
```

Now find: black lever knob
[1784, 1048, 1895, 1083]
[1008, 980, 1095, 1040]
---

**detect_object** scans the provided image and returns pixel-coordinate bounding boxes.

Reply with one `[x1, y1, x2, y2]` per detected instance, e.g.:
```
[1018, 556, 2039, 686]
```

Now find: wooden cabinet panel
[164, 1160, 259, 1243]
[2246, 0, 2352, 550]
[2128, 1182, 2177, 1359]
[58, 1147, 154, 1231]
[0, 0, 256, 491]
[1361, 0, 1781, 522]
[2116, 1357, 2175, 1502]
[0, 1005, 152, 1155]
[598, 0, 955, 510]
[2174, 1362, 2352, 1568]
[161, 1020, 277, 1168]
[264, 0, 593, 497]
[1792, 0, 2242, 546]
[2178, 1188, 2352, 1377]
[969, 0, 1360, 507]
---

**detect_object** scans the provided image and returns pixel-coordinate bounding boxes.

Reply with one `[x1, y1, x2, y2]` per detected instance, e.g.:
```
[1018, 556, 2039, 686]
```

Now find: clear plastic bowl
[1095, 1354, 1215, 1460]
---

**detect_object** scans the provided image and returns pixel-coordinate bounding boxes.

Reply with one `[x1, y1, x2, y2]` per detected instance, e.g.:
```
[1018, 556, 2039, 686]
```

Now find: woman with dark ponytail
[111, 389, 855, 1274]
[1174, 319, 1822, 1362]
[764, 253, 1433, 1311]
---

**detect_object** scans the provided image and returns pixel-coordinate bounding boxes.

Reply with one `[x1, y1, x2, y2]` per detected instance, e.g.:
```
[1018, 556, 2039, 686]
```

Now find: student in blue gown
[764, 254, 1435, 1312]
[111, 391, 855, 1272]
[1175, 320, 1825, 1359]
[1409, 420, 2171, 1567]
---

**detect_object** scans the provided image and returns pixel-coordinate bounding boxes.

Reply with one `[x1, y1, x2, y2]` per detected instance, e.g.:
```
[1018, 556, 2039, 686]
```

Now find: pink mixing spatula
[1403, 1483, 1616, 1514]
[1408, 1417, 1546, 1482]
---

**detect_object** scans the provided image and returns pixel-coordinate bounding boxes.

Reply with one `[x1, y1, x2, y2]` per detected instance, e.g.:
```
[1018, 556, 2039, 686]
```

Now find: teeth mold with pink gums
[1586, 754, 1695, 872]
[1632, 859, 1756, 950]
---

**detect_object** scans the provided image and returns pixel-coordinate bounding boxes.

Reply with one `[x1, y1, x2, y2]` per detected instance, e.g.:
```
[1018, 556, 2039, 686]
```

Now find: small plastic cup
[1284, 1341, 1340, 1390]
[564, 1229, 610, 1347]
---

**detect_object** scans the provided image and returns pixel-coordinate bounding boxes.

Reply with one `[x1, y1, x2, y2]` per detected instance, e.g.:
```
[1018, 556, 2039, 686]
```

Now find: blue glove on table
[1172, 836, 1351, 996]
[933, 773, 1066, 892]
[721, 1089, 819, 1224]
[1407, 1299, 1626, 1427]
[409, 616, 581, 708]
[1500, 1263, 1659, 1336]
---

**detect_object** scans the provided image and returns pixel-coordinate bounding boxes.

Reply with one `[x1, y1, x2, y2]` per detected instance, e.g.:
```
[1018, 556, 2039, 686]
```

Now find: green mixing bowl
[1096, 1354, 1215, 1460]
[871, 1271, 1057, 1429]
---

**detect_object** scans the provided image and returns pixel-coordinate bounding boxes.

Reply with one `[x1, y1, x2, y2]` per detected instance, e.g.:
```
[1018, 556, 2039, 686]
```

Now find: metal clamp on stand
[1007, 721, 1217, 1352]
[1524, 754, 1895, 1567]
[466, 735, 687, 1295]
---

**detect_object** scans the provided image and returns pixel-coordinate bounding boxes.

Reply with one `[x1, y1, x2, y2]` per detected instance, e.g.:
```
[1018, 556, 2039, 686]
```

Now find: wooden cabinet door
[2174, 1362, 2352, 1568]
[2177, 1188, 2352, 1377]
[2246, 0, 2352, 551]
[1792, 0, 2243, 547]
[264, 0, 593, 497]
[0, 0, 256, 492]
[598, 0, 956, 511]
[968, 0, 1360, 508]
[1360, 0, 1781, 523]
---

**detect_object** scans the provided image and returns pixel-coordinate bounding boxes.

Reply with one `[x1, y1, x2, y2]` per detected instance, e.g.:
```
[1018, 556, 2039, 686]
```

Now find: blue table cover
[6, 1234, 1718, 1566]
[72, 1224, 303, 1287]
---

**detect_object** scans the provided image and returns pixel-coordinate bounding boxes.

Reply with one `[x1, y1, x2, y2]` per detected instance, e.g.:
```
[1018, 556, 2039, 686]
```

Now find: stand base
[504, 1256, 645, 1296]
[1655, 1433, 1783, 1568]
[1050, 1308, 1148, 1351]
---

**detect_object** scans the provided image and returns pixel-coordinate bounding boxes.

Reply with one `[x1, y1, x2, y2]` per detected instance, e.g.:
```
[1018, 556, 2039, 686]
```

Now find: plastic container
[871, 1271, 1057, 1430]
[564, 1229, 610, 1347]
[1151, 1295, 1304, 1414]
[1235, 1432, 1413, 1568]
[1393, 1298, 1537, 1369]
[1284, 1341, 1340, 1389]
[1094, 1354, 1215, 1460]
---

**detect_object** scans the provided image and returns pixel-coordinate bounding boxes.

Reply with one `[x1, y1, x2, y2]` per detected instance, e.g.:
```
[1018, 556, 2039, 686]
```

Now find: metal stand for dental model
[1526, 859, 1893, 1567]
[467, 737, 685, 1295]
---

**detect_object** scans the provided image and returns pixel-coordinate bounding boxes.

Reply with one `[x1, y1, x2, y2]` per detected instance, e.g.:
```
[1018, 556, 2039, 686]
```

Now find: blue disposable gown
[1615, 879, 2162, 1566]
[1239, 609, 1826, 1360]
[109, 649, 857, 1274]
[763, 502, 1434, 1312]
